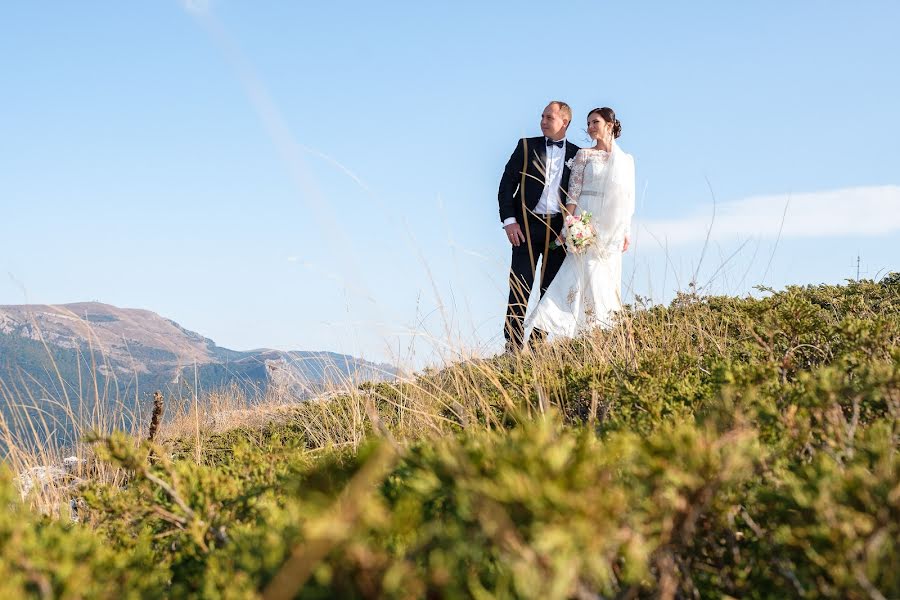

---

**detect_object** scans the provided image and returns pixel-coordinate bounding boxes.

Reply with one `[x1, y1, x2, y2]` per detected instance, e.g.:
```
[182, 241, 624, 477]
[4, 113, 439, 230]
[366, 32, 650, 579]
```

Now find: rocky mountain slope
[0, 302, 394, 403]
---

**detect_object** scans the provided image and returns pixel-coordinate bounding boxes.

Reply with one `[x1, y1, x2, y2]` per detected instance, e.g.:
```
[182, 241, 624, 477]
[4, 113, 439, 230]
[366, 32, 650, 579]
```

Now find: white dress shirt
[502, 137, 566, 227]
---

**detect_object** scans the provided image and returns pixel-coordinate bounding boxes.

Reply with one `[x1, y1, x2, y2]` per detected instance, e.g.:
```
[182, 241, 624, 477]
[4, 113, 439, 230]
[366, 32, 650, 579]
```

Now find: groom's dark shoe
[528, 328, 548, 351]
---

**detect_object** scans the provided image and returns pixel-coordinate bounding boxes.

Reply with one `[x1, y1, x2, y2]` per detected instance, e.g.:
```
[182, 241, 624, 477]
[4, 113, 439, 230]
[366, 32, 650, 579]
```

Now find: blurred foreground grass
[2, 276, 898, 599]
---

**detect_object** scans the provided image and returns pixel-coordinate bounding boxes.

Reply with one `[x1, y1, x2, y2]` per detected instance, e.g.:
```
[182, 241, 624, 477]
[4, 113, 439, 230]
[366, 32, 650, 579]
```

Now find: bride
[525, 107, 635, 341]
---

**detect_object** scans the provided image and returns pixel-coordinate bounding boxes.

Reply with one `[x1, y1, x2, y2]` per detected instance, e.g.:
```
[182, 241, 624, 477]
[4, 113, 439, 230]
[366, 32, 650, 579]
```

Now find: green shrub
[2, 278, 897, 598]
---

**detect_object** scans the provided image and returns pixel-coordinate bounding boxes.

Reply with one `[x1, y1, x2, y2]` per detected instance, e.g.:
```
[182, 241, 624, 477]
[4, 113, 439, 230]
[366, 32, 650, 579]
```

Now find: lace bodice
[566, 149, 610, 204]
[525, 143, 635, 341]
[566, 146, 633, 247]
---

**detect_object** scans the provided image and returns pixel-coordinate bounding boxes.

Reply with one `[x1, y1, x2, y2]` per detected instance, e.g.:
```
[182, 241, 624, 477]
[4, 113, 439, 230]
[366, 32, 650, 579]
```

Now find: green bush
[1, 278, 897, 598]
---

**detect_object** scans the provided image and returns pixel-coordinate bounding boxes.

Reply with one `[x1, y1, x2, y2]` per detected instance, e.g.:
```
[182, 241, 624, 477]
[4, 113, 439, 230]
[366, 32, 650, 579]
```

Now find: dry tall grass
[0, 340, 141, 516]
[0, 300, 605, 514]
[4, 273, 896, 523]
[155, 291, 720, 454]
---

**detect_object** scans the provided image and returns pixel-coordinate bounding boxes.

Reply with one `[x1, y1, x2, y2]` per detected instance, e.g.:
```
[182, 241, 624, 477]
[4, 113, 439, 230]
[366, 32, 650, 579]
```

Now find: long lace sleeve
[566, 150, 586, 206]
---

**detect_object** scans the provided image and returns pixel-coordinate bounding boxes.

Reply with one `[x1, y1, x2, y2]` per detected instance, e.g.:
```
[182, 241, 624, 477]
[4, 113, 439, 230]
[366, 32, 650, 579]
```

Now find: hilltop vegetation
[0, 302, 394, 448]
[2, 277, 898, 599]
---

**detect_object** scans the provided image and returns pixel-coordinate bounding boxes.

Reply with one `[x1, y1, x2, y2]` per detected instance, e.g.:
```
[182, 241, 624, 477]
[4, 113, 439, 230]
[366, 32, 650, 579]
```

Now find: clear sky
[2, 1, 898, 366]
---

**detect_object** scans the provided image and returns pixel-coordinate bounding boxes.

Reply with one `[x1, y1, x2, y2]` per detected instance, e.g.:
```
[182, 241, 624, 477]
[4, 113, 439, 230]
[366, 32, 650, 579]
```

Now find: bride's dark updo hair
[588, 107, 622, 139]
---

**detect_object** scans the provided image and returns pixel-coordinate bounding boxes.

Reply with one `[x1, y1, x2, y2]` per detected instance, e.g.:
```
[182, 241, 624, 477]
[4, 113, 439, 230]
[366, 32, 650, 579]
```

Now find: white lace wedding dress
[525, 143, 635, 338]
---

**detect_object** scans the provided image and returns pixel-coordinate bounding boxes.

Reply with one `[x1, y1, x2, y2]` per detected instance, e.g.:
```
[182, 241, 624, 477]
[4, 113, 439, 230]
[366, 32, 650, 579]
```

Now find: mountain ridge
[0, 301, 394, 404]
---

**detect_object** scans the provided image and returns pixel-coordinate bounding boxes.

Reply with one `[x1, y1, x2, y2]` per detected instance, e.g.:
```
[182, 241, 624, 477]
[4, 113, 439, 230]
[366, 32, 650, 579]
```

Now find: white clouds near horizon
[638, 185, 900, 246]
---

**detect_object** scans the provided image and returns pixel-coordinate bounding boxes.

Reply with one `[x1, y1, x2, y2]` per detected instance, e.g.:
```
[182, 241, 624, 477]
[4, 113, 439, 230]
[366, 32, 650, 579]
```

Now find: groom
[498, 101, 580, 352]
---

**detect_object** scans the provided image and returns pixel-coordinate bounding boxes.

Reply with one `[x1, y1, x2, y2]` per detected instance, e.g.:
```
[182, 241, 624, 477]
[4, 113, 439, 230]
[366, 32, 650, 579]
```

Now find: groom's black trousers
[504, 212, 566, 350]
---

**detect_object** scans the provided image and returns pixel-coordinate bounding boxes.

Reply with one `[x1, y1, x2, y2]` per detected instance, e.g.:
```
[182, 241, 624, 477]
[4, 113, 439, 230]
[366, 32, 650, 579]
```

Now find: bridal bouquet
[562, 212, 595, 254]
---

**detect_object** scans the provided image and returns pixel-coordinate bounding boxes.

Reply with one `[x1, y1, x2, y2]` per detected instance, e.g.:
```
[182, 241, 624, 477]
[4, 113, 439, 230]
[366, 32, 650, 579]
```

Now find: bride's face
[587, 114, 611, 141]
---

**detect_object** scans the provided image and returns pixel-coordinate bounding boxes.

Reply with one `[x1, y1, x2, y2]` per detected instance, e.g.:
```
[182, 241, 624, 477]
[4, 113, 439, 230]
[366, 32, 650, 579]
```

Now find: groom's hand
[504, 223, 526, 247]
[622, 235, 630, 253]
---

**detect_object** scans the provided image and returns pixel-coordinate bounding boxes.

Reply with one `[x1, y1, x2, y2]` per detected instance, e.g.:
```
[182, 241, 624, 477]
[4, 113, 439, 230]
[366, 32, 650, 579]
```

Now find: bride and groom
[499, 101, 635, 352]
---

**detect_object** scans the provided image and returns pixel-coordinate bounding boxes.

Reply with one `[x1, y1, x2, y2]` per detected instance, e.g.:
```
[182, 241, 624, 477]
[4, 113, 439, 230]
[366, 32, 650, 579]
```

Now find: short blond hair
[548, 100, 572, 124]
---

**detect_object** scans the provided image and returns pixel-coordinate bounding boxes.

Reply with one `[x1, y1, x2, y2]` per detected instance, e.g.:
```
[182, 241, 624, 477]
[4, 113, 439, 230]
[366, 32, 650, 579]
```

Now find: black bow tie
[546, 138, 564, 148]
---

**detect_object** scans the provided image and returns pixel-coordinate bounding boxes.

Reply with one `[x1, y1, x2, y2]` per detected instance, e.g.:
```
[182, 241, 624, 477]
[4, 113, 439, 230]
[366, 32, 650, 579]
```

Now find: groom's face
[540, 104, 569, 141]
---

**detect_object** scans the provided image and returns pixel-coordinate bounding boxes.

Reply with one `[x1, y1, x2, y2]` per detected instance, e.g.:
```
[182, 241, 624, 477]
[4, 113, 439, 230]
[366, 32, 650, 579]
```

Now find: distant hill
[0, 302, 395, 441]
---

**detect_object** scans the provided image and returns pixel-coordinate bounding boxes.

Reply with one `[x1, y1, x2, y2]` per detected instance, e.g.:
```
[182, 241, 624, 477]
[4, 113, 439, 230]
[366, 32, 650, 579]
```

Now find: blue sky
[2, 1, 898, 365]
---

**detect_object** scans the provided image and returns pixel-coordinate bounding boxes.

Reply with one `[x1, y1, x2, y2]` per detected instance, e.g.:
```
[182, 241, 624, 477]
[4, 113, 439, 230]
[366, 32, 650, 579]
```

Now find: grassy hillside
[2, 277, 898, 599]
[0, 331, 393, 450]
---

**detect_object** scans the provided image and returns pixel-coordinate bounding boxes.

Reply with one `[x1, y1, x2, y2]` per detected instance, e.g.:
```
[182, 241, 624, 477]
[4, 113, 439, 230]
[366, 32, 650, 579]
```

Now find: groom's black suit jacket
[497, 136, 581, 224]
